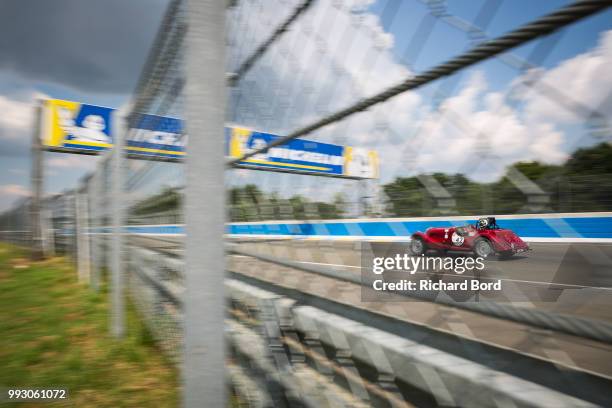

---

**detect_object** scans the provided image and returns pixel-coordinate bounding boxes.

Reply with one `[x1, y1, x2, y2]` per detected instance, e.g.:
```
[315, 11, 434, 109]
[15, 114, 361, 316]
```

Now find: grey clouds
[0, 0, 168, 94]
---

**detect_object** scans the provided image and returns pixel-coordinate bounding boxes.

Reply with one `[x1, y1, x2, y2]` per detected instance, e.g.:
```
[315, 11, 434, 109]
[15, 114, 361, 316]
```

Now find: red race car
[410, 217, 530, 258]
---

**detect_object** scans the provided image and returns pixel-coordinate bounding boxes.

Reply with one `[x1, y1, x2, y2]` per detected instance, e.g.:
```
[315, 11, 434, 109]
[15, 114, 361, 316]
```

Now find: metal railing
[2, 0, 612, 406]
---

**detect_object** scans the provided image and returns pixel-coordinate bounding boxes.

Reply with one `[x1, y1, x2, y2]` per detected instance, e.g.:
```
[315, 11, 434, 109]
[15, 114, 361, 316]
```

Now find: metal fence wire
[1, 0, 612, 407]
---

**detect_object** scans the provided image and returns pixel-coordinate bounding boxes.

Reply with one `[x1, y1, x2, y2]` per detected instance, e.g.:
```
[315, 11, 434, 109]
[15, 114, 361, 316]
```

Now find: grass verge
[0, 244, 178, 407]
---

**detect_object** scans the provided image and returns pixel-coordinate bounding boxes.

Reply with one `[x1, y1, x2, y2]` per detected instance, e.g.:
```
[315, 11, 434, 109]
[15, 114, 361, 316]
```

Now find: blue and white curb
[118, 212, 612, 243]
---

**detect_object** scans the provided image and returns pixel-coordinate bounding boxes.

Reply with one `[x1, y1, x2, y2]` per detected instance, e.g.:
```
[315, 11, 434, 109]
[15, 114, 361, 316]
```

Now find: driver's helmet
[478, 217, 496, 229]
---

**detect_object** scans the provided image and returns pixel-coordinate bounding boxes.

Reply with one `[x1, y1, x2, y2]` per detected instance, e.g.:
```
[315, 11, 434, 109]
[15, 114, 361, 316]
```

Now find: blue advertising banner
[41, 99, 379, 179]
[226, 127, 379, 178]
[42, 99, 185, 159]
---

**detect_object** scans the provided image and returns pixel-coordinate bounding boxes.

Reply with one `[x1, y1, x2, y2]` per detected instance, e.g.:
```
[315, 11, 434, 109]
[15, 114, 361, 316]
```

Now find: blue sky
[365, 0, 612, 110]
[373, 0, 611, 74]
[0, 0, 611, 210]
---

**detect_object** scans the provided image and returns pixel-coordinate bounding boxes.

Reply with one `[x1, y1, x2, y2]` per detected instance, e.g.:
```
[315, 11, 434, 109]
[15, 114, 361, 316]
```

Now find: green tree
[565, 143, 612, 176]
[131, 187, 181, 216]
[383, 177, 430, 216]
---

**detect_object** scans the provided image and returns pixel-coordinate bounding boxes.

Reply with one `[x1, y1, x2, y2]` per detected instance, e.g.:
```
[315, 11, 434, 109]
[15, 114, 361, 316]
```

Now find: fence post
[90, 168, 100, 292]
[110, 111, 126, 338]
[183, 0, 226, 406]
[42, 207, 55, 257]
[30, 102, 45, 260]
[75, 187, 91, 284]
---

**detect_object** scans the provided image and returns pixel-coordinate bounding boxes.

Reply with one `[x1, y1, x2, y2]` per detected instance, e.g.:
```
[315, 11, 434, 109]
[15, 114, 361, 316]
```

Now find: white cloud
[229, 0, 415, 135]
[521, 30, 612, 125]
[47, 154, 97, 170]
[403, 30, 612, 181]
[0, 184, 29, 197]
[384, 70, 569, 181]
[0, 91, 50, 157]
[0, 91, 48, 133]
[345, 0, 376, 12]
[0, 95, 36, 137]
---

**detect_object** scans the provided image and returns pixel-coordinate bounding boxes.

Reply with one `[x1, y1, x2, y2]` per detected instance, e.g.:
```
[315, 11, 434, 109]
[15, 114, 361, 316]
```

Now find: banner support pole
[30, 101, 45, 260]
[110, 111, 126, 338]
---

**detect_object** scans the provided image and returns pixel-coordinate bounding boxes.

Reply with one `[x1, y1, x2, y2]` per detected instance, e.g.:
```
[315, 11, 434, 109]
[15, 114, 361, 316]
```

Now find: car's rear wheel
[411, 237, 426, 256]
[473, 238, 493, 258]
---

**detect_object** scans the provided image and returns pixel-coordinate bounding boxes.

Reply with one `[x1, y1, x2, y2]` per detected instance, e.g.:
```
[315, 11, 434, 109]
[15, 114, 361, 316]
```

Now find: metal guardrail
[227, 243, 612, 345]
[129, 243, 605, 407]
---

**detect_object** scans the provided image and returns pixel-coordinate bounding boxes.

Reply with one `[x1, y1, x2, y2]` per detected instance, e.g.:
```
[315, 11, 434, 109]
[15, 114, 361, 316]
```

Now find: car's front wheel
[473, 238, 493, 258]
[410, 237, 426, 256]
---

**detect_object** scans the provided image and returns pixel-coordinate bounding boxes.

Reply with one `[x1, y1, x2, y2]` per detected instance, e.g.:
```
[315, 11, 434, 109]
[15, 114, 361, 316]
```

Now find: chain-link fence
[2, 0, 612, 407]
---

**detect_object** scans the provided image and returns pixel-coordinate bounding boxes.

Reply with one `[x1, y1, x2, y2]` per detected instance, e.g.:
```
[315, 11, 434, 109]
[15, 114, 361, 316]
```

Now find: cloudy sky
[0, 0, 168, 210]
[226, 0, 611, 201]
[1, 0, 611, 211]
